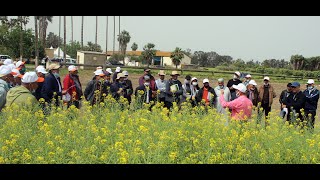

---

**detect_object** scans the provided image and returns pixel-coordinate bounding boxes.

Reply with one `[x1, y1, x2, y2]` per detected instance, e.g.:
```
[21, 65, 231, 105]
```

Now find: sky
[18, 16, 320, 61]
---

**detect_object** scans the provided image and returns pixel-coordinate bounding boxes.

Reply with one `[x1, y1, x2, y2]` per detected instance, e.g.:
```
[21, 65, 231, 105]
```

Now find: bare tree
[34, 16, 39, 67]
[81, 16, 84, 49]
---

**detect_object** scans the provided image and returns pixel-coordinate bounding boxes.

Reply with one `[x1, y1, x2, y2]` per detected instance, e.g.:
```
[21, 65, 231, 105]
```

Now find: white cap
[264, 76, 270, 81]
[94, 69, 105, 76]
[96, 66, 103, 70]
[37, 66, 48, 74]
[123, 71, 129, 76]
[248, 80, 257, 86]
[11, 69, 21, 78]
[68, 65, 77, 72]
[232, 83, 247, 93]
[15, 60, 25, 68]
[115, 67, 121, 73]
[21, 72, 39, 83]
[106, 68, 113, 74]
[191, 77, 197, 82]
[3, 59, 13, 65]
[307, 79, 315, 84]
[36, 65, 45, 72]
[8, 64, 16, 70]
[235, 71, 241, 77]
[203, 78, 209, 84]
[245, 74, 252, 78]
[0, 65, 12, 77]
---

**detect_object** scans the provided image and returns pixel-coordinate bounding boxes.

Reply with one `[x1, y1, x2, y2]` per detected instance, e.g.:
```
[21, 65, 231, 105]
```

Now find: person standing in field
[220, 83, 253, 121]
[110, 73, 128, 101]
[62, 65, 83, 109]
[6, 72, 42, 107]
[0, 65, 13, 111]
[196, 79, 217, 107]
[155, 70, 167, 104]
[135, 75, 154, 105]
[243, 74, 252, 87]
[165, 71, 183, 109]
[122, 71, 133, 104]
[279, 83, 292, 110]
[84, 69, 107, 106]
[214, 78, 231, 114]
[103, 70, 112, 96]
[258, 76, 276, 118]
[34, 66, 48, 101]
[246, 80, 260, 107]
[41, 63, 62, 107]
[282, 82, 306, 123]
[227, 71, 242, 101]
[303, 79, 319, 128]
[181, 75, 192, 103]
[112, 67, 122, 82]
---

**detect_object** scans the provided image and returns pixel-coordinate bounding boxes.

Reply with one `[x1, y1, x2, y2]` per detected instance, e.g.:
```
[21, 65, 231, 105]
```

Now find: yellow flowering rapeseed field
[0, 95, 320, 164]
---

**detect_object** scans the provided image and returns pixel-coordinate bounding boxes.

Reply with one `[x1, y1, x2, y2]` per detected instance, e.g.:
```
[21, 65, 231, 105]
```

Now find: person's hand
[192, 96, 195, 101]
[62, 90, 67, 95]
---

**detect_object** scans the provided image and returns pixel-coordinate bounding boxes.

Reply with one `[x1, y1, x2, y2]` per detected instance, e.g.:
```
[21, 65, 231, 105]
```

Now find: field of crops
[0, 95, 319, 164]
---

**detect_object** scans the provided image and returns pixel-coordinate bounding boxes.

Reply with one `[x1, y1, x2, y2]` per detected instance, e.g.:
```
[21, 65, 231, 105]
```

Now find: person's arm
[62, 75, 70, 95]
[220, 93, 239, 109]
[279, 91, 285, 104]
[84, 81, 93, 101]
[139, 76, 144, 86]
[165, 81, 173, 96]
[211, 88, 217, 106]
[195, 89, 203, 103]
[41, 77, 52, 101]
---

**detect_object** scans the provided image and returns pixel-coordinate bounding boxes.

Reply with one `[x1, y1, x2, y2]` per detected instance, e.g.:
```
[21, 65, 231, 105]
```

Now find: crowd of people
[0, 61, 319, 128]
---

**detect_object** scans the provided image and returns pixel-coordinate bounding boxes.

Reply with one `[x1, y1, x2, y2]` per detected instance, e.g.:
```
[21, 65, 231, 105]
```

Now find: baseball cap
[0, 65, 12, 77]
[144, 68, 151, 72]
[3, 59, 13, 65]
[232, 83, 247, 93]
[123, 71, 129, 76]
[115, 67, 121, 73]
[116, 73, 126, 80]
[21, 72, 43, 83]
[36, 66, 48, 74]
[203, 79, 209, 84]
[218, 78, 224, 82]
[11, 69, 23, 78]
[15, 60, 25, 68]
[94, 69, 105, 76]
[245, 74, 252, 78]
[68, 65, 78, 72]
[248, 80, 257, 86]
[106, 68, 113, 74]
[191, 77, 198, 82]
[291, 82, 300, 87]
[235, 71, 241, 77]
[307, 79, 315, 84]
[264, 76, 270, 81]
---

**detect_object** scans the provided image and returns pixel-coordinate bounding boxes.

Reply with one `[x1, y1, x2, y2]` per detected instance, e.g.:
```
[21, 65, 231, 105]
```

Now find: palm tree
[118, 16, 120, 52]
[106, 16, 108, 53]
[170, 47, 184, 69]
[71, 16, 73, 42]
[64, 16, 66, 62]
[95, 16, 98, 51]
[141, 43, 156, 68]
[37, 16, 53, 48]
[81, 16, 84, 49]
[58, 16, 61, 58]
[117, 30, 131, 65]
[34, 16, 39, 67]
[113, 16, 115, 54]
[131, 42, 138, 51]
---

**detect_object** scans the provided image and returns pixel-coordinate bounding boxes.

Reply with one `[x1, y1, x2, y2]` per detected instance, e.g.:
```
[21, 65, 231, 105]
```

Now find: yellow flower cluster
[0, 96, 320, 164]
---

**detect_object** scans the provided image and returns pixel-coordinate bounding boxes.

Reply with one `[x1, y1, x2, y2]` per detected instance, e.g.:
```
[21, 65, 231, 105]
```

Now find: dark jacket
[246, 88, 260, 107]
[227, 79, 242, 100]
[303, 88, 319, 111]
[165, 79, 183, 103]
[124, 79, 133, 103]
[110, 81, 128, 101]
[104, 80, 112, 96]
[279, 90, 291, 105]
[84, 79, 107, 105]
[41, 73, 62, 105]
[283, 91, 306, 120]
[196, 86, 217, 107]
[34, 82, 44, 100]
[135, 85, 153, 104]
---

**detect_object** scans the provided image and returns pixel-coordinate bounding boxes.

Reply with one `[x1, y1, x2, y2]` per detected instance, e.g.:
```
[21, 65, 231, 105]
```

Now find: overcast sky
[19, 16, 320, 61]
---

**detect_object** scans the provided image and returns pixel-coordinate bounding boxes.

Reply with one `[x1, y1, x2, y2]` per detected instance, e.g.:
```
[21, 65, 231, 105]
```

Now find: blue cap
[291, 82, 300, 87]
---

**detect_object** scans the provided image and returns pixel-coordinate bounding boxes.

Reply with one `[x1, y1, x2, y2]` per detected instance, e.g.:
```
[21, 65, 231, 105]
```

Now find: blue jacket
[41, 73, 62, 104]
[303, 88, 319, 111]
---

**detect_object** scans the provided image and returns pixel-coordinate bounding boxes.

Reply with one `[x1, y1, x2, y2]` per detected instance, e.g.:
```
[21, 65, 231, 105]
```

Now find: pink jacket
[220, 94, 253, 120]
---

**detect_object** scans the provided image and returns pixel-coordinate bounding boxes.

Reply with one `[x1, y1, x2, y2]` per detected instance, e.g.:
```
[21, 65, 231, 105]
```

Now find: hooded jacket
[6, 86, 38, 107]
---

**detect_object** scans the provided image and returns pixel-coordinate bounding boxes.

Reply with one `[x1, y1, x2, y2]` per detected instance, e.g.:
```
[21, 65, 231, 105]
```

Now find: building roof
[106, 51, 172, 57]
[77, 51, 106, 55]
